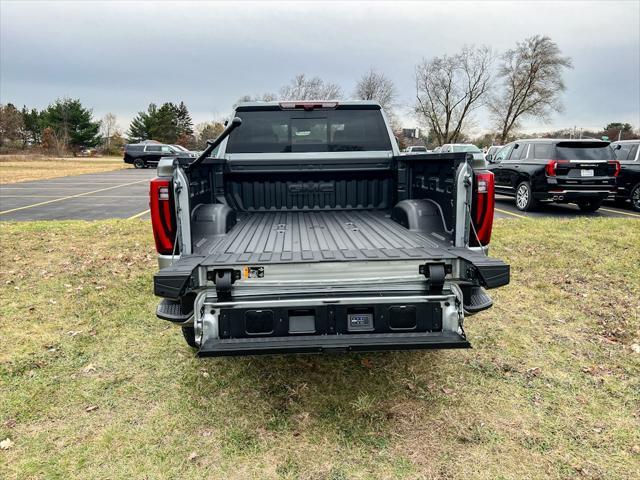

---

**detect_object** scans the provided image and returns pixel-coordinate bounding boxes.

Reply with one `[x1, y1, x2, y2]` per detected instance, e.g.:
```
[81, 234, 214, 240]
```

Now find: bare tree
[414, 45, 493, 145]
[279, 74, 342, 100]
[354, 69, 397, 111]
[195, 121, 225, 149]
[234, 92, 277, 107]
[491, 35, 573, 144]
[0, 103, 24, 148]
[100, 113, 119, 151]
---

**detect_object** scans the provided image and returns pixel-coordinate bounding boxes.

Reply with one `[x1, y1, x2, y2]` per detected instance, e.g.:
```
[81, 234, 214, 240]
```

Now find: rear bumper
[192, 290, 469, 356]
[199, 331, 470, 356]
[534, 189, 615, 202]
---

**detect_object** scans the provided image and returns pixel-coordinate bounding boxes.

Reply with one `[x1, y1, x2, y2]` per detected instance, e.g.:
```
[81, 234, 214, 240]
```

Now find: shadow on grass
[183, 349, 447, 453]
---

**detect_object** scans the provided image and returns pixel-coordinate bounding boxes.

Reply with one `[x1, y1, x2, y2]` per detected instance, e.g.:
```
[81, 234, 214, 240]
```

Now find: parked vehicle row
[123, 143, 196, 169]
[611, 140, 640, 211]
[484, 139, 636, 212]
[401, 137, 638, 213]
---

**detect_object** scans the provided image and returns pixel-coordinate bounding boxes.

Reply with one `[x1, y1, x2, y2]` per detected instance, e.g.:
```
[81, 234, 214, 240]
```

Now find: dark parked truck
[149, 101, 509, 356]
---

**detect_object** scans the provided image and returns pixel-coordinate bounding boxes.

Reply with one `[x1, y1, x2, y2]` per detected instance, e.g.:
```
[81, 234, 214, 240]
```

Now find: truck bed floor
[198, 210, 455, 265]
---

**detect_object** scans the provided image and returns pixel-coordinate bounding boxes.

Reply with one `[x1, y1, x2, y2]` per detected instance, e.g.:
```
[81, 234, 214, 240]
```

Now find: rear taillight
[150, 178, 176, 255]
[545, 159, 569, 176]
[471, 171, 495, 246]
[608, 160, 621, 177]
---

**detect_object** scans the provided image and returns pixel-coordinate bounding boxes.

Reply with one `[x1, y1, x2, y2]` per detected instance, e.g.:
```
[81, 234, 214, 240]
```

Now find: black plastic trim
[198, 331, 470, 357]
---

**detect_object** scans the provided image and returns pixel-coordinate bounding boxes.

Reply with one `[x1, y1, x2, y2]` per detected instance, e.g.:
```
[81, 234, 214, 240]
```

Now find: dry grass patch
[0, 155, 128, 184]
[0, 218, 639, 479]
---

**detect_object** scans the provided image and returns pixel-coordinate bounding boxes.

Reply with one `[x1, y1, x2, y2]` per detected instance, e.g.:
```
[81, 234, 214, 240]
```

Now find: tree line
[0, 99, 214, 155]
[1, 34, 637, 156]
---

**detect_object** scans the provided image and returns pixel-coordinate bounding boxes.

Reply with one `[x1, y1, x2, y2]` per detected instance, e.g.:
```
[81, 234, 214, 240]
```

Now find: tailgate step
[464, 286, 493, 314]
[198, 331, 470, 357]
[156, 299, 193, 323]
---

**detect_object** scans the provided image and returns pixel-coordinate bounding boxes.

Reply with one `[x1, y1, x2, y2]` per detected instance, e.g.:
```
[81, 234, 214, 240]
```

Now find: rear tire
[181, 326, 198, 349]
[133, 158, 145, 169]
[630, 183, 640, 212]
[515, 181, 537, 211]
[577, 199, 602, 213]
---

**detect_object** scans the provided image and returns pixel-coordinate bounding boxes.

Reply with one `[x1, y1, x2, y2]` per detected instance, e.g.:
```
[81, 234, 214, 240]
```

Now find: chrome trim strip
[547, 189, 615, 193]
[206, 294, 453, 308]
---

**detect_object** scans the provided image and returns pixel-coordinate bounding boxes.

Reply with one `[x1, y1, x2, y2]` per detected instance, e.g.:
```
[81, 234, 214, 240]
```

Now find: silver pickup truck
[149, 101, 509, 356]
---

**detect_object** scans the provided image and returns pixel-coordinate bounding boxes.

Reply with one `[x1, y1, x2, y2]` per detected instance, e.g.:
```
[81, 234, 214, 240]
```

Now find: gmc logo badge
[289, 182, 335, 193]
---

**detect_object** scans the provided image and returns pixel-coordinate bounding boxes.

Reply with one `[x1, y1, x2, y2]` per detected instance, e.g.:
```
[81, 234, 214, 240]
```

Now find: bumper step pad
[463, 286, 493, 314]
[156, 298, 193, 323]
[198, 331, 470, 357]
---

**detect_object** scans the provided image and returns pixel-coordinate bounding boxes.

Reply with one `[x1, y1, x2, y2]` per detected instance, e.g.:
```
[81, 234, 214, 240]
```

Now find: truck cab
[149, 101, 509, 356]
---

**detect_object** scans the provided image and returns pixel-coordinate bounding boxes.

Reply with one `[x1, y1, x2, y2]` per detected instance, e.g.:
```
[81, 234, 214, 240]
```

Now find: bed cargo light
[279, 101, 338, 111]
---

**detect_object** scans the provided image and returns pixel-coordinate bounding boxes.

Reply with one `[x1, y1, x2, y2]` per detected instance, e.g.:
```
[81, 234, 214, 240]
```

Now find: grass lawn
[0, 155, 128, 184]
[1, 218, 638, 479]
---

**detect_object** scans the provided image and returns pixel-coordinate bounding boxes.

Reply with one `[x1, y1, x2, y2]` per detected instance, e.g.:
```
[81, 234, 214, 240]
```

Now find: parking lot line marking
[128, 209, 150, 220]
[600, 208, 640, 218]
[0, 179, 149, 215]
[495, 208, 527, 219]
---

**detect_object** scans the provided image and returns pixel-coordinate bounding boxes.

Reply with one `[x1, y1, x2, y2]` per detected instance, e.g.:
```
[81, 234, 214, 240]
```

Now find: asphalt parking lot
[0, 169, 156, 221]
[493, 194, 640, 219]
[1, 169, 639, 221]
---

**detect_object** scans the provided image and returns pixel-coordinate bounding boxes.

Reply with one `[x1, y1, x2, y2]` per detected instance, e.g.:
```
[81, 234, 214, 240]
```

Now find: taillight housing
[545, 159, 569, 177]
[608, 160, 621, 177]
[470, 171, 495, 246]
[150, 178, 176, 255]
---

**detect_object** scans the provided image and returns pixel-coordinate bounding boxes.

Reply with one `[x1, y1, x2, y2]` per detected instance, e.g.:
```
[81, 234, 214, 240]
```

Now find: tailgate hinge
[208, 269, 240, 301]
[420, 263, 448, 293]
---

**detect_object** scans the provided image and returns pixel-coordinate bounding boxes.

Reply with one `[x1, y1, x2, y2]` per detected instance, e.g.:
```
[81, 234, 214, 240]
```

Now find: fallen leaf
[0, 438, 14, 450]
[361, 358, 374, 368]
[82, 364, 96, 374]
[3, 419, 17, 429]
[201, 430, 212, 437]
[85, 405, 99, 412]
[631, 445, 640, 454]
[188, 451, 198, 461]
[441, 387, 453, 395]
[631, 344, 640, 354]
[526, 367, 542, 378]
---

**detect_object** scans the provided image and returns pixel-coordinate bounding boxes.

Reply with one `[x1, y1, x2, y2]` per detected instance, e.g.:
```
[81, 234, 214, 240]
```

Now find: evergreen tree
[21, 106, 42, 146]
[127, 103, 159, 142]
[175, 101, 194, 136]
[41, 98, 100, 150]
[127, 101, 194, 144]
[153, 102, 179, 143]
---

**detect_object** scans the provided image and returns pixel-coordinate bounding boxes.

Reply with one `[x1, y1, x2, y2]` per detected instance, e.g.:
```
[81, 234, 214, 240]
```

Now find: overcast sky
[1, 0, 639, 134]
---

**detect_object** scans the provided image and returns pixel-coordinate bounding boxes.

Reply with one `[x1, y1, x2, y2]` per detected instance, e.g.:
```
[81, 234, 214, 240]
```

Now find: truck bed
[196, 209, 455, 265]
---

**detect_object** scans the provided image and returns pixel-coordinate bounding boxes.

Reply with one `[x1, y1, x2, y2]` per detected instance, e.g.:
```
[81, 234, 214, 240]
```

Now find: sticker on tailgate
[243, 266, 264, 279]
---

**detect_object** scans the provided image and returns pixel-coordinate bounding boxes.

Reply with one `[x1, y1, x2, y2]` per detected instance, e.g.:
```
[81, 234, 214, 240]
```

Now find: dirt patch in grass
[1, 218, 639, 479]
[0, 155, 128, 184]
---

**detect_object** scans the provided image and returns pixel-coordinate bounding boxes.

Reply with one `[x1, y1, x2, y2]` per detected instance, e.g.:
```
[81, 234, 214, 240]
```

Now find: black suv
[124, 143, 193, 169]
[487, 139, 619, 212]
[611, 140, 640, 211]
